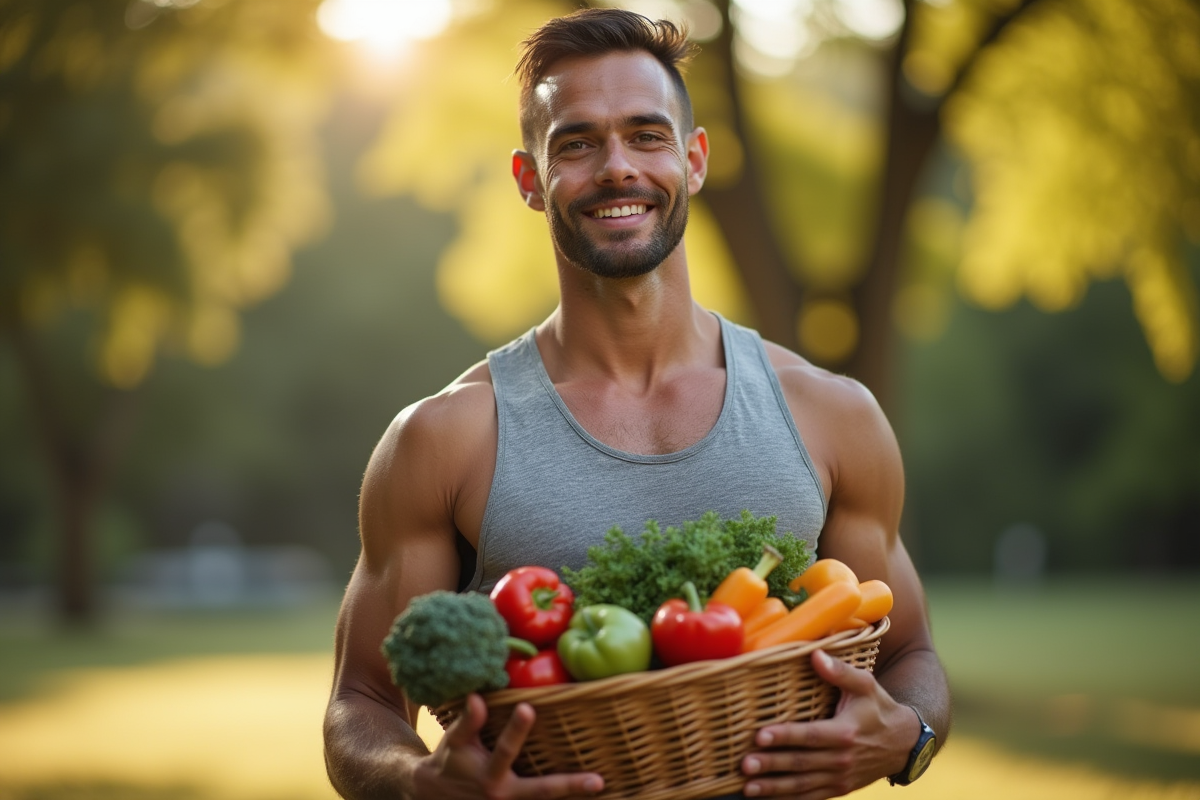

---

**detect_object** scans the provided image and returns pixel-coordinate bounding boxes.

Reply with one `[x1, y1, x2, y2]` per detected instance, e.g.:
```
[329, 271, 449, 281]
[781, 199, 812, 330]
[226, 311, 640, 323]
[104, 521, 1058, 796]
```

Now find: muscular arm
[808, 371, 949, 744]
[745, 347, 950, 798]
[323, 380, 485, 799]
[322, 369, 605, 800]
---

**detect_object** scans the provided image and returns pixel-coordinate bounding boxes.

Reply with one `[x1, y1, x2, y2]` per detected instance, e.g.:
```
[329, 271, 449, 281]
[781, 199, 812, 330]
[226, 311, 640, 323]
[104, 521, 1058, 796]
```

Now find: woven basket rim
[437, 617, 890, 712]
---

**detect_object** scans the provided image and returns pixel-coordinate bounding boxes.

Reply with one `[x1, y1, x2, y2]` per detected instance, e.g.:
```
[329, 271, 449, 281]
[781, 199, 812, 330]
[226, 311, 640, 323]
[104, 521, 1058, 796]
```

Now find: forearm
[324, 692, 430, 800]
[875, 646, 952, 751]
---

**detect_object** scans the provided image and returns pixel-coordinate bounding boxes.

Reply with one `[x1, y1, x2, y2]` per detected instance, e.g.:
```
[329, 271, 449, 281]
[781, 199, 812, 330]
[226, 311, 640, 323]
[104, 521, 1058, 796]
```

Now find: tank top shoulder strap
[718, 315, 828, 518]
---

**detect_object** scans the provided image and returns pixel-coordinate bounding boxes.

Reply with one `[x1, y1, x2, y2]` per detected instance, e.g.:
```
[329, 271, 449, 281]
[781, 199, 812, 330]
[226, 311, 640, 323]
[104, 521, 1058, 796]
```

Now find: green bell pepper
[557, 604, 652, 681]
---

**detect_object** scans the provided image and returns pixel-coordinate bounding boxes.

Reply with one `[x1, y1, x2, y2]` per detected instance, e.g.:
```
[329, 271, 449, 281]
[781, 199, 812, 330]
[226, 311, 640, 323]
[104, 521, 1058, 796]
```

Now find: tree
[359, 0, 1199, 414]
[0, 0, 332, 622]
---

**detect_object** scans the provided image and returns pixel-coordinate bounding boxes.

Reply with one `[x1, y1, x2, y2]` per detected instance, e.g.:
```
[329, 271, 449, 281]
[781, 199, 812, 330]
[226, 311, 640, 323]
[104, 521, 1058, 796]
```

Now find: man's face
[517, 51, 707, 279]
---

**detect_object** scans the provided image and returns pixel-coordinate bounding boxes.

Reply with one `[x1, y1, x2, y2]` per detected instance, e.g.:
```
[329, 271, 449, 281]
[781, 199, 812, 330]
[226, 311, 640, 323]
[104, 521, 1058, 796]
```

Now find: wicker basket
[434, 617, 889, 800]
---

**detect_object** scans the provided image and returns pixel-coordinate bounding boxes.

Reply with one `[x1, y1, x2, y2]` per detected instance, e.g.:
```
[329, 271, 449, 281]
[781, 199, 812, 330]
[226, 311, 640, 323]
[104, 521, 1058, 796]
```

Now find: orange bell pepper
[741, 596, 788, 637]
[709, 545, 783, 619]
[744, 580, 862, 651]
[787, 558, 858, 598]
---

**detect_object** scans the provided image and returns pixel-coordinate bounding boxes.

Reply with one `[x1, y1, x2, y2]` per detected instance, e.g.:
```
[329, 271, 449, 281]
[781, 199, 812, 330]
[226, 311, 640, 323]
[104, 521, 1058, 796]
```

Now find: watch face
[908, 737, 936, 781]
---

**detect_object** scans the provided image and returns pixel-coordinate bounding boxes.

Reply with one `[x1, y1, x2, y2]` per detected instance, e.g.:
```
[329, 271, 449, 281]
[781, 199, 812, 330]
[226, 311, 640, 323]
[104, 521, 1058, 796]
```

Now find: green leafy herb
[560, 511, 812, 625]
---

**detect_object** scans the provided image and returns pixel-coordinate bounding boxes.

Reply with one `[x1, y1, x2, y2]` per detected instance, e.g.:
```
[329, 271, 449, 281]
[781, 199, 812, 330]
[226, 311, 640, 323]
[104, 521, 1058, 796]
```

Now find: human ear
[511, 150, 545, 211]
[686, 128, 709, 196]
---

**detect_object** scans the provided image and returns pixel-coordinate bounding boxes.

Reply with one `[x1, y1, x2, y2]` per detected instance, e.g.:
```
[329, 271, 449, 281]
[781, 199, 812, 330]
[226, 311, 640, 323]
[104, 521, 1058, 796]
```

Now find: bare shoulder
[756, 339, 901, 516]
[760, 340, 888, 434]
[360, 359, 498, 561]
[373, 360, 494, 465]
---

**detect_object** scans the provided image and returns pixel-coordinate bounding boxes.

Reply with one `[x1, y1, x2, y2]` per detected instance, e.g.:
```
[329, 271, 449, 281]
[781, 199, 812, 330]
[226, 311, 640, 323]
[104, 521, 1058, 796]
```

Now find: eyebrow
[547, 113, 676, 144]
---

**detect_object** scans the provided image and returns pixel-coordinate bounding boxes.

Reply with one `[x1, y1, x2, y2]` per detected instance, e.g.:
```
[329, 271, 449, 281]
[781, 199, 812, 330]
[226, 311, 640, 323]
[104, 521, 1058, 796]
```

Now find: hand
[739, 650, 917, 799]
[413, 693, 605, 799]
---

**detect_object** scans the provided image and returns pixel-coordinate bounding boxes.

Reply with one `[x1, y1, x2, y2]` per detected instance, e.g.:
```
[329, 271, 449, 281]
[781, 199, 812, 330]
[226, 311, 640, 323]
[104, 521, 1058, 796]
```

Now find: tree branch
[692, 0, 803, 349]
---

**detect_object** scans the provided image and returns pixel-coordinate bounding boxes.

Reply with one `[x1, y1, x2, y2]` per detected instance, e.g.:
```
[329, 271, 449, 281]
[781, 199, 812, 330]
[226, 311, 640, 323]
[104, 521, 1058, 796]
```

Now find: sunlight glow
[731, 0, 814, 76]
[317, 0, 453, 56]
[833, 0, 904, 41]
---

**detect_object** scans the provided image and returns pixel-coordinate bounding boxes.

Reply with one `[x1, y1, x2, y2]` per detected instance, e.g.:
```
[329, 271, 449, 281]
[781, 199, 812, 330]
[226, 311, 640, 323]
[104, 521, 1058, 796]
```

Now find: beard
[546, 182, 689, 279]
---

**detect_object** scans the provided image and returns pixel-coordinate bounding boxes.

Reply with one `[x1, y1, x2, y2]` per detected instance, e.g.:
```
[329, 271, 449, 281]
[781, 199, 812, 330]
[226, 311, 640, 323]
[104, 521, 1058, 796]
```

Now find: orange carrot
[710, 545, 783, 618]
[854, 579, 893, 624]
[745, 581, 862, 651]
[741, 597, 788, 637]
[829, 616, 869, 633]
[787, 558, 858, 597]
[827, 580, 894, 632]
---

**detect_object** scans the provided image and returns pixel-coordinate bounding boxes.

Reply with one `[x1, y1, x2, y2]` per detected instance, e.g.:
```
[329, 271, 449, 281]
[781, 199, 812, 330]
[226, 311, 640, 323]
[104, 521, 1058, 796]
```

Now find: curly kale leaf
[560, 511, 812, 624]
[723, 510, 813, 605]
[380, 590, 510, 708]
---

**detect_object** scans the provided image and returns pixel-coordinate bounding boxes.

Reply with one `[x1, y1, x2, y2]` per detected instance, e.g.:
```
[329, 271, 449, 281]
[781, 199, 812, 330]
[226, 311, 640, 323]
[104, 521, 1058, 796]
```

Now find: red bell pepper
[504, 637, 572, 688]
[489, 566, 575, 648]
[650, 581, 744, 667]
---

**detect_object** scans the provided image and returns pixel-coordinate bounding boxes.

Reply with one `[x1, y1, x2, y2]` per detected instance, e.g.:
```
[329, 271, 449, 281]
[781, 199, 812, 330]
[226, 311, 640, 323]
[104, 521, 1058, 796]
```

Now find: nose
[595, 137, 638, 186]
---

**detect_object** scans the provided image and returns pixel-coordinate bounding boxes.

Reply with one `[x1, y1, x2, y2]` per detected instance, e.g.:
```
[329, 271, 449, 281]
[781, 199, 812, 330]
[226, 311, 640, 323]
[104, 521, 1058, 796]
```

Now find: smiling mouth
[588, 203, 649, 219]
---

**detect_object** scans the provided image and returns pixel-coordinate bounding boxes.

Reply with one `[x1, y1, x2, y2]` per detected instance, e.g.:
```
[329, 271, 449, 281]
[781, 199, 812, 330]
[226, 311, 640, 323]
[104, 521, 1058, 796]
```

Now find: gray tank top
[463, 314, 827, 593]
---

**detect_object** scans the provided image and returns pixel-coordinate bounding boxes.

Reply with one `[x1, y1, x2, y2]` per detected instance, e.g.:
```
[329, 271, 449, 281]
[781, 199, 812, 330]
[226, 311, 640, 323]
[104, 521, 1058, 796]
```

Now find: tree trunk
[7, 329, 140, 625]
[844, 2, 942, 415]
[57, 460, 100, 622]
[844, 0, 1041, 415]
[696, 0, 803, 351]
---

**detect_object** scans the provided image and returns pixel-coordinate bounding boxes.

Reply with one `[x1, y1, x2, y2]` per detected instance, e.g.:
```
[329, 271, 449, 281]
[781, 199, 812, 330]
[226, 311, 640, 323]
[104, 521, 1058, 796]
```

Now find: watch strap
[887, 706, 936, 786]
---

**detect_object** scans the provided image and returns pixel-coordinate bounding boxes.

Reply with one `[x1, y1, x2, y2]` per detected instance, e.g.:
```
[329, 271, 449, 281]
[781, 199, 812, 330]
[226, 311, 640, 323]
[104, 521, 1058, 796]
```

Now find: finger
[441, 693, 488, 749]
[743, 768, 840, 799]
[743, 742, 851, 777]
[487, 704, 606, 797]
[810, 650, 875, 696]
[486, 702, 536, 779]
[754, 717, 855, 750]
[516, 771, 606, 798]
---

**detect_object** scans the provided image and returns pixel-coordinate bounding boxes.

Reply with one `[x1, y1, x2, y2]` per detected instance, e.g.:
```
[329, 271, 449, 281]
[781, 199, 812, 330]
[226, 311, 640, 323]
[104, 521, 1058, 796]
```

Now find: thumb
[441, 693, 487, 749]
[812, 649, 874, 696]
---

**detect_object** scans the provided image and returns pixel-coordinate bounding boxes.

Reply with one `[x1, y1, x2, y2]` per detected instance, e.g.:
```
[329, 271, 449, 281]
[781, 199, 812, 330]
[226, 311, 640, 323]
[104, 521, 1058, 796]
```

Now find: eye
[633, 132, 663, 144]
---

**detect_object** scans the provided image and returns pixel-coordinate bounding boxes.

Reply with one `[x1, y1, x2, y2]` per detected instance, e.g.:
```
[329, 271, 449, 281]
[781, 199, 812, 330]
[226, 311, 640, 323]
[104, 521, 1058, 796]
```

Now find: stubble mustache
[566, 186, 670, 220]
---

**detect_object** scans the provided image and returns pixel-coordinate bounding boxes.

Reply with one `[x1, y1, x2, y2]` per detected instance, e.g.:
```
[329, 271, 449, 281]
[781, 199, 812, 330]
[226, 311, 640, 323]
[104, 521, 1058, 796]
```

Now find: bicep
[330, 413, 464, 725]
[809, 386, 933, 667]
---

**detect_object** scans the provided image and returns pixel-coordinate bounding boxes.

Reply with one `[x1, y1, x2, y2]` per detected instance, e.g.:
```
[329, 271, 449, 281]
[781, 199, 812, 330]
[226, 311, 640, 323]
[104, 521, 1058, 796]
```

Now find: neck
[537, 247, 718, 385]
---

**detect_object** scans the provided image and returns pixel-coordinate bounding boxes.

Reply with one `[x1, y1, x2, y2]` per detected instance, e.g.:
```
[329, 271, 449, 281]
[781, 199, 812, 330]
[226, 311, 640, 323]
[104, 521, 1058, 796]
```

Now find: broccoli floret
[381, 590, 510, 708]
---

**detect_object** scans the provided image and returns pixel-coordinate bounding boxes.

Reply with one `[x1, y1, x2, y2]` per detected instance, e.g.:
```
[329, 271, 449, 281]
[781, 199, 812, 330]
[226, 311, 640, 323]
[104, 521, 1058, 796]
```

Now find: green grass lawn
[925, 574, 1200, 782]
[0, 600, 340, 704]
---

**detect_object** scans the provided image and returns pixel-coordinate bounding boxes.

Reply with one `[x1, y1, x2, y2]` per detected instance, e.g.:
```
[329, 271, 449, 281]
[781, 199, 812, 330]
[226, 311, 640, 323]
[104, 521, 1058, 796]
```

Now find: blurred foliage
[901, 272, 1200, 574]
[0, 0, 337, 619]
[0, 0, 332, 386]
[109, 101, 487, 574]
[742, 74, 880, 290]
[0, 92, 488, 584]
[938, 0, 1200, 383]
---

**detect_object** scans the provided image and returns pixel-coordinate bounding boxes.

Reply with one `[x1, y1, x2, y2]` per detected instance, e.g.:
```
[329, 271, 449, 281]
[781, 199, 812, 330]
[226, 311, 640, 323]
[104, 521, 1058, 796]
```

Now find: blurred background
[1, 0, 1197, 797]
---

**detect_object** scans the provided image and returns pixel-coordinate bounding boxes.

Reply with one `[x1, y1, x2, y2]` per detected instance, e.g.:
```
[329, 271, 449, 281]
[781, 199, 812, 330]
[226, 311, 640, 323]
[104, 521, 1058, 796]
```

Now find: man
[323, 8, 950, 800]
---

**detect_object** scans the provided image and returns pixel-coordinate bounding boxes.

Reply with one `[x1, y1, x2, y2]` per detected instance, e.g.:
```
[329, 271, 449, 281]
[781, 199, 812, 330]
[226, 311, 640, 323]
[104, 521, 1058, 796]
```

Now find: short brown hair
[515, 8, 698, 148]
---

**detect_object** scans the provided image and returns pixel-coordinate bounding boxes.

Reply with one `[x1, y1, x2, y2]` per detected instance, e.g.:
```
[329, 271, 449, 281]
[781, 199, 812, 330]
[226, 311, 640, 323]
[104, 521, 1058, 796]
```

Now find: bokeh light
[317, 0, 454, 57]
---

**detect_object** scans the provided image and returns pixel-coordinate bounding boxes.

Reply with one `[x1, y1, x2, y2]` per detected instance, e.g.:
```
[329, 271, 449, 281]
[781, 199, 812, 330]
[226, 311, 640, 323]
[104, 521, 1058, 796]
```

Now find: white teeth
[592, 204, 647, 218]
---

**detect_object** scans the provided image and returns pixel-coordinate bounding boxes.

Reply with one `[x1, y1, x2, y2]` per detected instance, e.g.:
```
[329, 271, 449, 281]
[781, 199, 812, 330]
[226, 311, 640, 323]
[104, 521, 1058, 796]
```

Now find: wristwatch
[887, 706, 936, 786]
